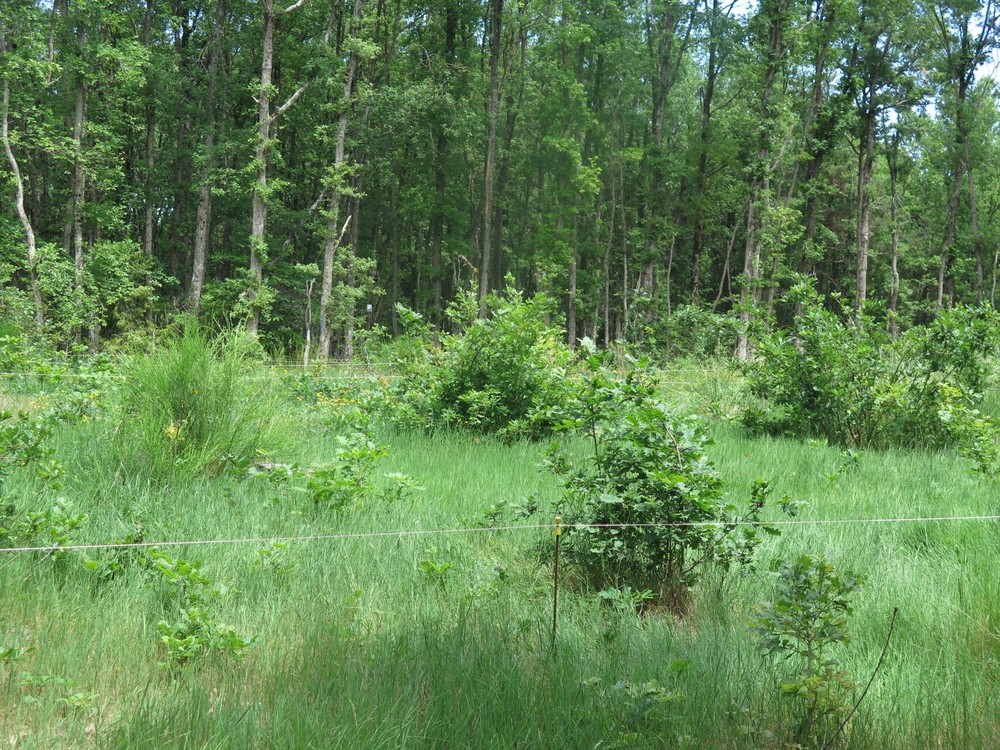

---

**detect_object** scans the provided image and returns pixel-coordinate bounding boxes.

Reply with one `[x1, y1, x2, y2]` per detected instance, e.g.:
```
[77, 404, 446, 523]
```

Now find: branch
[309, 188, 327, 213]
[282, 0, 308, 12]
[270, 79, 312, 123]
[338, 215, 352, 244]
[822, 607, 899, 750]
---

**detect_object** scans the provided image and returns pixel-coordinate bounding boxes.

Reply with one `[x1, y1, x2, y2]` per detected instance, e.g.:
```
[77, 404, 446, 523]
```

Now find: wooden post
[552, 516, 562, 643]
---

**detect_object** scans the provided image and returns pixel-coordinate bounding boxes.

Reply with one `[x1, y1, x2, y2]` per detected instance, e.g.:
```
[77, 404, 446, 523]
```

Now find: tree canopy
[2, 0, 999, 354]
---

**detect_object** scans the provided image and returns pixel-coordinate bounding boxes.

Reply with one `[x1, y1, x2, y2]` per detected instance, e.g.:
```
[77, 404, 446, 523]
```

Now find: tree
[0, 8, 45, 329]
[928, 0, 1000, 307]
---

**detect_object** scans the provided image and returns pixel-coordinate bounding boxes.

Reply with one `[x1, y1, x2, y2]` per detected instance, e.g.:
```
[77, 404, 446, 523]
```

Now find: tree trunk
[190, 0, 224, 313]
[389, 173, 400, 336]
[478, 0, 504, 307]
[1, 31, 44, 330]
[71, 77, 86, 338]
[248, 0, 275, 336]
[319, 0, 362, 361]
[736, 0, 789, 361]
[887, 133, 900, 338]
[691, 0, 723, 305]
[937, 156, 963, 311]
[854, 109, 876, 311]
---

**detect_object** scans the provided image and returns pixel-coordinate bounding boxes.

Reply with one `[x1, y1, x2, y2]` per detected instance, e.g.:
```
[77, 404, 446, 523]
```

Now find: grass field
[1, 363, 998, 749]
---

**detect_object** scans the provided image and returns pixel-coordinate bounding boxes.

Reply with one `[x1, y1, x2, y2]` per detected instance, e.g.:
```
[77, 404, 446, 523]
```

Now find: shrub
[547, 357, 782, 607]
[742, 283, 1000, 470]
[752, 555, 862, 748]
[383, 284, 577, 439]
[109, 325, 285, 482]
[656, 304, 739, 360]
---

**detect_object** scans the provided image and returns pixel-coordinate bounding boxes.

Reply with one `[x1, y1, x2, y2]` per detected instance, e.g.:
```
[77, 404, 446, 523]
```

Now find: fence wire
[2, 514, 999, 555]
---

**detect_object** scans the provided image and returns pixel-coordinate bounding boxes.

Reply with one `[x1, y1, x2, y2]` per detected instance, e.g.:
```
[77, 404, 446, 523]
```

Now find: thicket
[742, 285, 1000, 473]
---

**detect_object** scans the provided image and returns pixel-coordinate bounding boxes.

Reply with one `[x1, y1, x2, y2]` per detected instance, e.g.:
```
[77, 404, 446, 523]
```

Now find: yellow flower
[164, 423, 179, 440]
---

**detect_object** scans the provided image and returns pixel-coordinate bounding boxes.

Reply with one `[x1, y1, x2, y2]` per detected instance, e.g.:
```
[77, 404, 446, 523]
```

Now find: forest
[5, 4, 1000, 745]
[2, 0, 999, 355]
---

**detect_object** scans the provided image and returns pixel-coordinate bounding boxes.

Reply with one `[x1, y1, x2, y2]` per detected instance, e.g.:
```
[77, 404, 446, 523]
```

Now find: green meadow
[1, 362, 998, 749]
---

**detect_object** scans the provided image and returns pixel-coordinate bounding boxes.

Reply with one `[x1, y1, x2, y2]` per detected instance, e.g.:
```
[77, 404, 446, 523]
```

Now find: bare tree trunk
[664, 235, 675, 316]
[991, 244, 999, 307]
[429, 4, 457, 322]
[304, 278, 314, 366]
[247, 0, 276, 336]
[247, 0, 311, 335]
[190, 0, 224, 313]
[390, 173, 400, 335]
[711, 216, 740, 311]
[937, 159, 962, 311]
[854, 110, 876, 311]
[602, 179, 616, 347]
[966, 146, 983, 303]
[319, 0, 362, 361]
[343, 192, 361, 359]
[736, 0, 789, 361]
[567, 250, 578, 345]
[478, 0, 504, 308]
[691, 0, 725, 305]
[71, 77, 86, 340]
[887, 133, 900, 338]
[1, 31, 44, 330]
[736, 192, 762, 361]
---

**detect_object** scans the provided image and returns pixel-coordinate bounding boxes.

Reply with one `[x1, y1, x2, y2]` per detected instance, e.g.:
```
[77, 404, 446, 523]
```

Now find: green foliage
[384, 285, 577, 439]
[156, 607, 254, 670]
[0, 410, 59, 480]
[255, 541, 295, 576]
[148, 548, 254, 670]
[108, 325, 286, 481]
[549, 359, 781, 605]
[743, 284, 1000, 471]
[752, 555, 862, 748]
[82, 529, 146, 585]
[31, 240, 156, 343]
[0, 407, 80, 559]
[584, 673, 686, 748]
[0, 497, 85, 560]
[418, 545, 455, 589]
[243, 428, 417, 513]
[656, 305, 740, 360]
[22, 498, 87, 560]
[302, 431, 388, 511]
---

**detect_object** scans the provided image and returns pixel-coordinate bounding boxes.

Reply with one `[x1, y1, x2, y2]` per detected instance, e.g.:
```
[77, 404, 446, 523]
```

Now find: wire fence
[2, 514, 999, 555]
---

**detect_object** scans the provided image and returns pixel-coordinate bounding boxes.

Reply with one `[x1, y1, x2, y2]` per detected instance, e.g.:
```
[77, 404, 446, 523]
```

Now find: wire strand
[2, 514, 999, 554]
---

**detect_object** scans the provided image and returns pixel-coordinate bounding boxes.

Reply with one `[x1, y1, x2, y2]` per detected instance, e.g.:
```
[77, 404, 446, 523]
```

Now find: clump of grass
[108, 325, 286, 482]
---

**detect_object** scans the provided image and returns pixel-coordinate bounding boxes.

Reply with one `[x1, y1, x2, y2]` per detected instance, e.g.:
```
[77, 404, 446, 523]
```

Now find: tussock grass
[103, 326, 291, 483]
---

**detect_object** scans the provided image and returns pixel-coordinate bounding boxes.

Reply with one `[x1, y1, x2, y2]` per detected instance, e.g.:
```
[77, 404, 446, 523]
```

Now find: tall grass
[1, 366, 999, 748]
[106, 326, 288, 482]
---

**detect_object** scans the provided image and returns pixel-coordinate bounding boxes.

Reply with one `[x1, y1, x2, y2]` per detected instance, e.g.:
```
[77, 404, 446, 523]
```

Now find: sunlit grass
[1, 366, 999, 748]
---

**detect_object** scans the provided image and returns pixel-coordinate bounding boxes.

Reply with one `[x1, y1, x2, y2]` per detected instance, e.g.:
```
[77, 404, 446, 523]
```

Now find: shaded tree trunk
[189, 0, 225, 313]
[319, 0, 362, 361]
[478, 0, 504, 307]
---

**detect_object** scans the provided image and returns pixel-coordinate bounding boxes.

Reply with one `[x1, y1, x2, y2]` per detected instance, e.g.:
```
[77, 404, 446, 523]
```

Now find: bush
[383, 284, 577, 439]
[109, 325, 285, 482]
[752, 555, 862, 748]
[547, 357, 782, 607]
[742, 283, 1000, 470]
